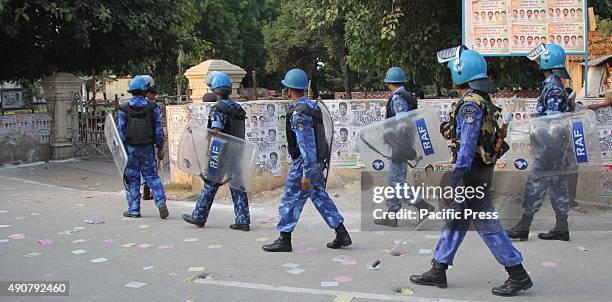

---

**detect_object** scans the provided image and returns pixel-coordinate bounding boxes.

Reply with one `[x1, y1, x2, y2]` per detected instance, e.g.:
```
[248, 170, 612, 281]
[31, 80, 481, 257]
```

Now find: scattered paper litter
[24, 252, 42, 258]
[320, 281, 339, 287]
[103, 239, 114, 244]
[341, 259, 357, 266]
[9, 234, 25, 240]
[121, 243, 136, 248]
[71, 249, 87, 255]
[395, 287, 415, 296]
[58, 230, 79, 235]
[577, 246, 588, 252]
[282, 263, 300, 269]
[334, 295, 353, 302]
[30, 213, 40, 216]
[143, 266, 154, 271]
[188, 267, 206, 272]
[333, 276, 352, 283]
[0, 225, 12, 228]
[85, 218, 105, 224]
[286, 268, 306, 275]
[138, 225, 150, 229]
[207, 244, 223, 249]
[418, 249, 432, 254]
[137, 244, 152, 249]
[541, 261, 558, 268]
[15, 216, 27, 220]
[76, 204, 85, 207]
[90, 258, 108, 263]
[37, 239, 53, 245]
[332, 255, 351, 262]
[158, 245, 174, 249]
[73, 227, 86, 230]
[72, 239, 88, 244]
[184, 238, 199, 242]
[0, 210, 7, 213]
[255, 237, 269, 242]
[367, 264, 381, 270]
[391, 251, 406, 257]
[425, 235, 440, 239]
[125, 282, 147, 288]
[295, 247, 319, 254]
[0, 239, 8, 243]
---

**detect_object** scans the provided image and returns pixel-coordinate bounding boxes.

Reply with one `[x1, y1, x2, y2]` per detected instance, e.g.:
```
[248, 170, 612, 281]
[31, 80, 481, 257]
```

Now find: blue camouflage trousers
[124, 146, 166, 214]
[192, 180, 250, 225]
[277, 158, 344, 233]
[386, 162, 425, 212]
[523, 174, 570, 215]
[433, 193, 523, 267]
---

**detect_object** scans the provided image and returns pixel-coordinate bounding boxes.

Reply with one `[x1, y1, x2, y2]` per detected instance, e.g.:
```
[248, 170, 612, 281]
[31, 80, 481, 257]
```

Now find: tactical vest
[207, 100, 246, 139]
[440, 91, 508, 165]
[286, 102, 329, 163]
[385, 90, 418, 119]
[119, 100, 157, 146]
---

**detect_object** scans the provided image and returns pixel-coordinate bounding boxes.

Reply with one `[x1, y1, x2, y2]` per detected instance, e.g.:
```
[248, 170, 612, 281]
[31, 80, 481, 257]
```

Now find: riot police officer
[182, 72, 251, 231]
[410, 47, 532, 296]
[506, 44, 572, 241]
[118, 76, 168, 219]
[375, 66, 435, 227]
[262, 69, 351, 252]
[140, 75, 158, 201]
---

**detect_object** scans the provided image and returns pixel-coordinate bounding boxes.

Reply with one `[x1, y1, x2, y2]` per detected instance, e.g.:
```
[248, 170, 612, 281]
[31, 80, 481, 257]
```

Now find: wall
[166, 97, 611, 204]
[0, 113, 52, 164]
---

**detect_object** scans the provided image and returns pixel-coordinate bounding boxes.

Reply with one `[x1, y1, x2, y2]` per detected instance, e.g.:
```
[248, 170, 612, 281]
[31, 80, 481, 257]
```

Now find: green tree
[0, 0, 204, 95]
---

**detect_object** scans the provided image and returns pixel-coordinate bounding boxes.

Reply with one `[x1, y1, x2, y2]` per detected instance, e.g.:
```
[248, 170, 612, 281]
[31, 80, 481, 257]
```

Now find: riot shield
[358, 107, 451, 172]
[498, 110, 602, 175]
[104, 113, 128, 177]
[317, 100, 334, 187]
[176, 123, 258, 191]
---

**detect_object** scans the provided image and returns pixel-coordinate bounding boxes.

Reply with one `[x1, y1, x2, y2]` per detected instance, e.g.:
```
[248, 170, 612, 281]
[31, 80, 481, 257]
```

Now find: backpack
[119, 100, 157, 146]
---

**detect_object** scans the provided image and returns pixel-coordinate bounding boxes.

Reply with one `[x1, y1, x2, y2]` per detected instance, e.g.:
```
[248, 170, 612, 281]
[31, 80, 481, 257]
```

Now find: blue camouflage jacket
[117, 96, 164, 151]
[290, 96, 319, 180]
[209, 98, 242, 130]
[390, 86, 413, 117]
[533, 74, 568, 117]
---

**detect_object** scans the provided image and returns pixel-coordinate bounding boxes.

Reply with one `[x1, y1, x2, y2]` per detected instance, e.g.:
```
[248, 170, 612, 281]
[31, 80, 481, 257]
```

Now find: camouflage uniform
[118, 96, 166, 214]
[277, 96, 344, 233]
[523, 74, 570, 216]
[434, 90, 523, 267]
[190, 98, 250, 225]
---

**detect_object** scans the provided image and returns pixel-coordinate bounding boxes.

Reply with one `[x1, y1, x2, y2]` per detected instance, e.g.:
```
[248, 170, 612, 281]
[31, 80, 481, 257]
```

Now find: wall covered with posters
[166, 98, 611, 198]
[0, 113, 52, 163]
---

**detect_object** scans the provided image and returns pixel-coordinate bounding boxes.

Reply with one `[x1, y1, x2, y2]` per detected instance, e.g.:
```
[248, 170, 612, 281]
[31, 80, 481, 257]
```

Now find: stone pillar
[184, 59, 246, 102]
[41, 73, 82, 160]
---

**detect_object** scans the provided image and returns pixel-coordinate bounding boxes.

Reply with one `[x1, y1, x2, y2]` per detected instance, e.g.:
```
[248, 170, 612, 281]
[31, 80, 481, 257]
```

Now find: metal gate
[74, 96, 119, 161]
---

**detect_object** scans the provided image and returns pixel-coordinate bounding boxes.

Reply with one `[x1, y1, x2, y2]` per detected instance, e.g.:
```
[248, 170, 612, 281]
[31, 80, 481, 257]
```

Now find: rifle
[495, 112, 513, 157]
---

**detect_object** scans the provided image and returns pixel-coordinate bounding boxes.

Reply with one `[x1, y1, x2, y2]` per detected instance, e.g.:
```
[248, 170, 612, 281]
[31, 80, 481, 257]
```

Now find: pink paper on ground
[341, 259, 357, 266]
[295, 247, 319, 254]
[37, 239, 53, 245]
[541, 261, 558, 268]
[333, 276, 352, 283]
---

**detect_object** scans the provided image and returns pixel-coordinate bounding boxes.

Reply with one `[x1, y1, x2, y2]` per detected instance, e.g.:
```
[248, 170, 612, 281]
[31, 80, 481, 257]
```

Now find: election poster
[510, 23, 548, 52]
[547, 22, 586, 52]
[509, 0, 547, 24]
[473, 26, 511, 54]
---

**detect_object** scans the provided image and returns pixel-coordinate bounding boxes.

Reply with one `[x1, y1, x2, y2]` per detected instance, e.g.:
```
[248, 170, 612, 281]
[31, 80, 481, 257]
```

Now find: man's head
[384, 67, 406, 91]
[270, 152, 278, 164]
[503, 38, 509, 47]
[251, 116, 258, 126]
[527, 36, 534, 45]
[281, 69, 308, 100]
[490, 39, 495, 47]
[570, 8, 576, 17]
[534, 10, 540, 18]
[266, 104, 276, 117]
[562, 8, 569, 17]
[339, 102, 348, 116]
[340, 128, 348, 142]
[564, 35, 570, 45]
[476, 38, 482, 47]
[512, 10, 518, 17]
[555, 8, 561, 16]
[520, 10, 525, 17]
[527, 10, 533, 18]
[210, 72, 232, 99]
[571, 36, 577, 44]
[474, 12, 479, 19]
[488, 11, 494, 19]
[512, 36, 519, 43]
[268, 128, 276, 140]
[520, 36, 526, 44]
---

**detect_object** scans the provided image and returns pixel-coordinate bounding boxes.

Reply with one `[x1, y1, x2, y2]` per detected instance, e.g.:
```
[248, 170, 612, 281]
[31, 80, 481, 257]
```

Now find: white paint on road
[193, 279, 482, 302]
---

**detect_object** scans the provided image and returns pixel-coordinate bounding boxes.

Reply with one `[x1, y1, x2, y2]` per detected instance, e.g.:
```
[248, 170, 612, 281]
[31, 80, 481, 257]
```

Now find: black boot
[492, 264, 533, 296]
[538, 213, 570, 241]
[158, 204, 169, 219]
[506, 213, 533, 241]
[374, 217, 398, 227]
[123, 211, 141, 218]
[142, 185, 152, 200]
[229, 223, 250, 231]
[262, 232, 292, 252]
[182, 213, 205, 228]
[327, 223, 352, 249]
[410, 259, 448, 288]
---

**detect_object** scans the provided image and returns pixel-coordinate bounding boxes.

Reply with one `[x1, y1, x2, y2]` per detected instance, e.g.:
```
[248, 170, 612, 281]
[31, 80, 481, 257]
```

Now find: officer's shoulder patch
[459, 103, 480, 124]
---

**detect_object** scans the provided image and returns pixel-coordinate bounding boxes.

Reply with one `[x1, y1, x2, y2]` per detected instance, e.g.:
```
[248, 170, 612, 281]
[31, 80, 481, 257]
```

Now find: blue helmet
[540, 44, 566, 70]
[447, 49, 488, 86]
[206, 71, 222, 88]
[384, 67, 406, 83]
[128, 76, 148, 94]
[209, 72, 232, 90]
[281, 69, 308, 90]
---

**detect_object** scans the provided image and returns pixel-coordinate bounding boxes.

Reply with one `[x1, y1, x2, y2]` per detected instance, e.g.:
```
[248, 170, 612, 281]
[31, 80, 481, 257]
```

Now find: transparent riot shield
[104, 113, 128, 177]
[176, 123, 258, 191]
[318, 100, 334, 187]
[358, 107, 451, 172]
[498, 110, 602, 175]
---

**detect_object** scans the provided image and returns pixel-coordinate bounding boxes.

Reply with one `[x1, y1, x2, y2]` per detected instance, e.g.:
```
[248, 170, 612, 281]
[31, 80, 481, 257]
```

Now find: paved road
[0, 160, 611, 302]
